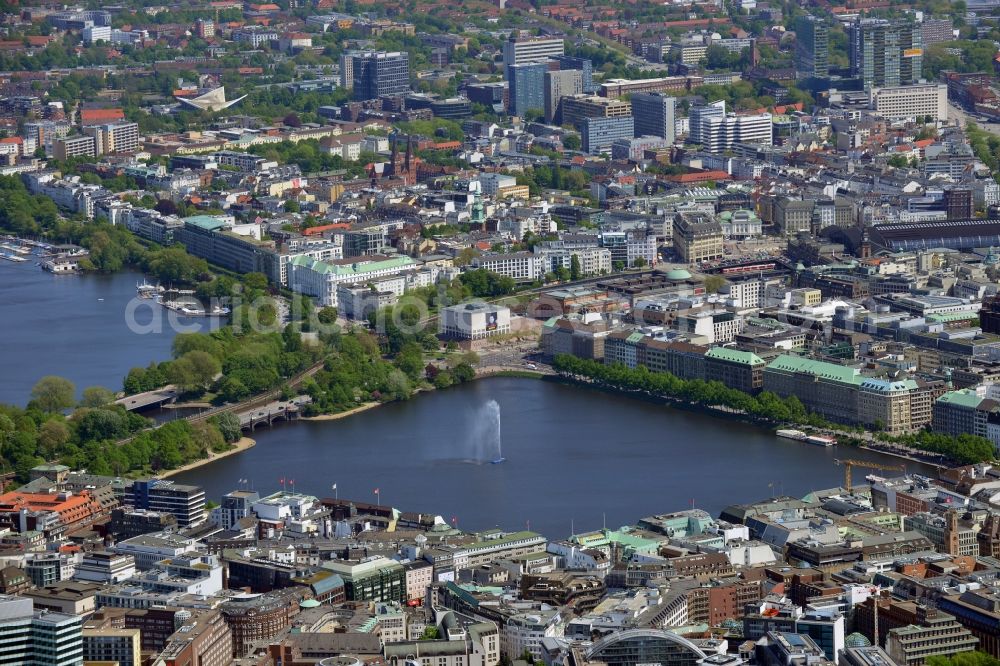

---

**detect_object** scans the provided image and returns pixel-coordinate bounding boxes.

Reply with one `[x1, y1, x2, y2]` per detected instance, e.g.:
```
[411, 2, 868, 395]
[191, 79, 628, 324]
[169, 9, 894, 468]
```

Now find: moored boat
[776, 429, 835, 447]
[136, 280, 159, 298]
[805, 434, 836, 447]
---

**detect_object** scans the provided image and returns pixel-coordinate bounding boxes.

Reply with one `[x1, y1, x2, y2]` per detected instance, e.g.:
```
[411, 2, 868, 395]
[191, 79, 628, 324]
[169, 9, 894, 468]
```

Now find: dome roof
[845, 633, 872, 648]
[665, 268, 692, 281]
[300, 599, 321, 608]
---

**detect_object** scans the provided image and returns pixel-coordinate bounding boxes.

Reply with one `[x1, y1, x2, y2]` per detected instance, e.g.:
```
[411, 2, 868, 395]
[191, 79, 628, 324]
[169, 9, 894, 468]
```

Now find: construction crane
[835, 458, 905, 494]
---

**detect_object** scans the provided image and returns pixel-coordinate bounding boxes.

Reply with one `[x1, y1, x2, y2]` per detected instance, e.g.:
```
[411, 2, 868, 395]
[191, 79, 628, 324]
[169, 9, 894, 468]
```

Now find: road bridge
[115, 387, 178, 411]
[238, 399, 309, 431]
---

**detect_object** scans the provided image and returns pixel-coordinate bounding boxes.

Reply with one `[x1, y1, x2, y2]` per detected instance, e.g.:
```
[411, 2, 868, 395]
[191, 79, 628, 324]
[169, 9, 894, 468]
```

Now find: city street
[949, 101, 1000, 136]
[474, 340, 548, 374]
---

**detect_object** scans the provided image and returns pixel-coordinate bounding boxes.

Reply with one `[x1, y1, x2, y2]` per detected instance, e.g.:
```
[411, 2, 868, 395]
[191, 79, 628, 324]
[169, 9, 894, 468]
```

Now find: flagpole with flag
[374, 488, 380, 507]
[332, 483, 338, 500]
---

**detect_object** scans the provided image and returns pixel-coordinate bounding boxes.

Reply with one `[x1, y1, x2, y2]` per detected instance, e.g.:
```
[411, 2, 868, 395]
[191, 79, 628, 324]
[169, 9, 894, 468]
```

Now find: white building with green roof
[570, 527, 664, 559]
[288, 255, 417, 306]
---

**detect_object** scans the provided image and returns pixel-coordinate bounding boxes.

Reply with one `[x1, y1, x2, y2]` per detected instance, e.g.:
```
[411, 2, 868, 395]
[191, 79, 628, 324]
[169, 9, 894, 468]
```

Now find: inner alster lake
[0, 260, 934, 538]
[173, 376, 937, 538]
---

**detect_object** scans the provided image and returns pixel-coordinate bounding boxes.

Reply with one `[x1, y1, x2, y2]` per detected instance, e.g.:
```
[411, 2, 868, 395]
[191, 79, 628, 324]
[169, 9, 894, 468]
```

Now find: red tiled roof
[303, 222, 351, 236]
[80, 108, 125, 124]
[665, 170, 730, 183]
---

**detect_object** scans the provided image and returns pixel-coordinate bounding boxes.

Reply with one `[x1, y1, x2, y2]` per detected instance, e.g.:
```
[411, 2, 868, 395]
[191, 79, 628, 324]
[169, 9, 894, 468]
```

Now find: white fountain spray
[468, 400, 505, 464]
[491, 400, 505, 464]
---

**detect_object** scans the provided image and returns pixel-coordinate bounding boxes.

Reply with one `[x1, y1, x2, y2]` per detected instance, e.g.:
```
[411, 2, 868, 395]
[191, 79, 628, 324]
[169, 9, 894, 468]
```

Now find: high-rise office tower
[339, 51, 359, 91]
[896, 20, 923, 86]
[581, 116, 635, 155]
[849, 18, 922, 89]
[689, 100, 772, 152]
[351, 51, 410, 101]
[631, 92, 676, 145]
[509, 62, 548, 118]
[503, 36, 564, 73]
[544, 69, 583, 124]
[0, 595, 84, 666]
[795, 15, 829, 78]
[689, 100, 727, 146]
[553, 55, 595, 93]
[32, 611, 84, 666]
[0, 596, 32, 664]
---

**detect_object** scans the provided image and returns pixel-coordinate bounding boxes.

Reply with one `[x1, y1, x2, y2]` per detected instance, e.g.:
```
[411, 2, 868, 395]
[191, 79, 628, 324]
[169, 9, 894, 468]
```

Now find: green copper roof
[572, 528, 661, 554]
[765, 355, 862, 385]
[936, 389, 984, 409]
[705, 346, 765, 366]
[926, 311, 979, 323]
[183, 215, 228, 231]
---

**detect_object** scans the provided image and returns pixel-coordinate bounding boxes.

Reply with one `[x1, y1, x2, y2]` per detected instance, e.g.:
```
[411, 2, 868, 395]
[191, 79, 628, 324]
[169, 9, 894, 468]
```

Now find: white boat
[160, 299, 230, 317]
[0, 252, 27, 263]
[137, 280, 159, 298]
[776, 428, 835, 447]
[805, 434, 836, 447]
[0, 243, 30, 255]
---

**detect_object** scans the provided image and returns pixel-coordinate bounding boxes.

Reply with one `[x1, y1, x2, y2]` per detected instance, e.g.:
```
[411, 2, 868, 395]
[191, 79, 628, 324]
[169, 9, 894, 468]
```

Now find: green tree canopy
[30, 376, 76, 413]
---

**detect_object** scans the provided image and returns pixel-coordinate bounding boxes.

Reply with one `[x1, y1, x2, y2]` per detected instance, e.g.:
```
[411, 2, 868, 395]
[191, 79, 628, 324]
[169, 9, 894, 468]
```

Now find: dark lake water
[174, 377, 939, 538]
[0, 259, 207, 405]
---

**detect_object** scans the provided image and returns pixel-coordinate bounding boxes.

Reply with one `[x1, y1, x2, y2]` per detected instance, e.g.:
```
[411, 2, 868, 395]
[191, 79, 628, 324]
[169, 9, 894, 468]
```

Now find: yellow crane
[835, 458, 905, 493]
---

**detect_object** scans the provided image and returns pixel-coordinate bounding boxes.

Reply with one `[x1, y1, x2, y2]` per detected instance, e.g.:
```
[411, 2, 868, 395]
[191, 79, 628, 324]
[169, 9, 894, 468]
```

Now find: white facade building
[503, 37, 564, 70]
[289, 255, 417, 306]
[440, 303, 511, 340]
[472, 252, 544, 281]
[112, 534, 199, 571]
[869, 83, 948, 122]
[74, 552, 136, 584]
[535, 247, 612, 276]
[690, 101, 772, 152]
[501, 611, 562, 661]
[477, 173, 518, 196]
[131, 554, 224, 596]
